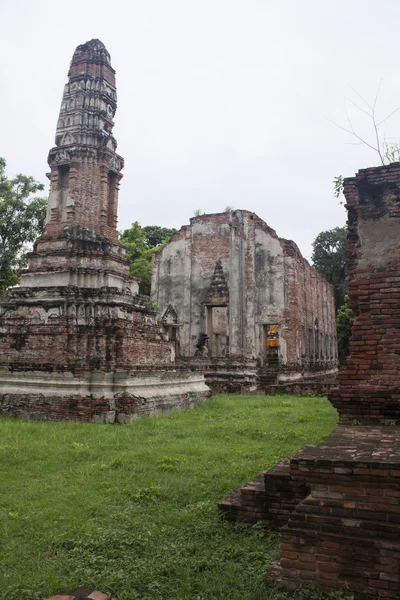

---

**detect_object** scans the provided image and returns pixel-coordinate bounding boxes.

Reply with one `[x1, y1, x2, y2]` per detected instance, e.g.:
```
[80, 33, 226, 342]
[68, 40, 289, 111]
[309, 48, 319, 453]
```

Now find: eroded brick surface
[330, 164, 400, 424]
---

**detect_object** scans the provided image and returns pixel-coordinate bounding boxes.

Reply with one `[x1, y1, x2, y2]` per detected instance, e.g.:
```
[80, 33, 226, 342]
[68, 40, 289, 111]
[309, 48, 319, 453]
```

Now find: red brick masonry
[270, 426, 400, 598]
[218, 459, 308, 527]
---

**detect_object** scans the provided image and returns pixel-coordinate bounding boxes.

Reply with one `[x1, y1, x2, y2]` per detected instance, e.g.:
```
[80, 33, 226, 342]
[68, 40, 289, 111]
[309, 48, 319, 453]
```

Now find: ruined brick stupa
[0, 39, 209, 422]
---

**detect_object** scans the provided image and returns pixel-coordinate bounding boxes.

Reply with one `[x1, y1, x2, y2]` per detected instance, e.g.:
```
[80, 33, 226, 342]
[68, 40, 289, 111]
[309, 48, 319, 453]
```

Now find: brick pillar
[270, 163, 400, 599]
[330, 163, 400, 424]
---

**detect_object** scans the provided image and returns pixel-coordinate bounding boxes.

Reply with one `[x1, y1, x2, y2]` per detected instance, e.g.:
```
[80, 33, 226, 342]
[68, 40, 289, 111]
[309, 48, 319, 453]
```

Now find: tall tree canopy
[311, 225, 354, 362]
[0, 158, 46, 297]
[120, 222, 177, 295]
[311, 226, 347, 310]
[336, 295, 354, 363]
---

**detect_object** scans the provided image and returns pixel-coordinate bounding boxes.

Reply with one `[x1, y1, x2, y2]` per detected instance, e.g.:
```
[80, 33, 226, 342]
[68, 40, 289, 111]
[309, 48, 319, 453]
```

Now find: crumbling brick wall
[330, 163, 400, 423]
[281, 240, 337, 375]
[0, 306, 172, 372]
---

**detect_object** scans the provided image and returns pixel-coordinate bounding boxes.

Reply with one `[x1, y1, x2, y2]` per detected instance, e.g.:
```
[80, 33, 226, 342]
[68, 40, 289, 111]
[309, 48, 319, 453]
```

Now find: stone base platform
[264, 381, 336, 397]
[178, 356, 258, 393]
[179, 357, 337, 395]
[0, 368, 210, 422]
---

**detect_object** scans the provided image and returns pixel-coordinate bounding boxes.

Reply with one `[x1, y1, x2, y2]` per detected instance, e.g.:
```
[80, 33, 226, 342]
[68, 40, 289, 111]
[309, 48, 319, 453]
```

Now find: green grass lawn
[0, 394, 349, 600]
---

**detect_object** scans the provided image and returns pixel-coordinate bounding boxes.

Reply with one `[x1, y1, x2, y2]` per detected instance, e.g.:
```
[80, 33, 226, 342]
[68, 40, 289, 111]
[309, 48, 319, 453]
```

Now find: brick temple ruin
[152, 210, 338, 392]
[220, 162, 400, 598]
[0, 39, 210, 422]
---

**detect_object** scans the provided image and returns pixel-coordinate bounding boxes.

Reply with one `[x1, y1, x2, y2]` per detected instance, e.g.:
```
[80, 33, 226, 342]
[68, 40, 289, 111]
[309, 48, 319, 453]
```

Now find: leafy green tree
[311, 226, 347, 310]
[120, 221, 147, 263]
[0, 158, 46, 297]
[142, 225, 177, 248]
[336, 295, 354, 363]
[120, 222, 176, 295]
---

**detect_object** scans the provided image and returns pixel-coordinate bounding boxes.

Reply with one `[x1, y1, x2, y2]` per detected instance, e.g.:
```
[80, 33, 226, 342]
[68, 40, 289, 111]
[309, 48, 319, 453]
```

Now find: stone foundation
[264, 380, 336, 397]
[180, 356, 258, 393]
[179, 357, 337, 394]
[0, 368, 209, 422]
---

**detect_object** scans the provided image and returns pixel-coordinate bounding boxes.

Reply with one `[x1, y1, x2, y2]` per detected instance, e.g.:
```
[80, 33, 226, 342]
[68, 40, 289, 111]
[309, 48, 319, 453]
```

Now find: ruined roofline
[152, 211, 334, 295]
[342, 160, 400, 207]
[281, 238, 303, 259]
[188, 209, 279, 238]
[152, 210, 303, 258]
[189, 208, 276, 228]
[344, 159, 400, 181]
[281, 238, 336, 295]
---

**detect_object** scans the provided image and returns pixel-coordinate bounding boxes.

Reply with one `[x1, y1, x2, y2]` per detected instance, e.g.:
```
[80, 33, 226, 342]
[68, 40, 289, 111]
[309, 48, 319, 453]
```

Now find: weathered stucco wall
[152, 210, 337, 382]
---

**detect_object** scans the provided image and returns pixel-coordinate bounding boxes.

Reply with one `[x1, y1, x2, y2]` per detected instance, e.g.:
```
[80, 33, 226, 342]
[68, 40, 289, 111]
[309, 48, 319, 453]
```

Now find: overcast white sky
[2, 0, 400, 260]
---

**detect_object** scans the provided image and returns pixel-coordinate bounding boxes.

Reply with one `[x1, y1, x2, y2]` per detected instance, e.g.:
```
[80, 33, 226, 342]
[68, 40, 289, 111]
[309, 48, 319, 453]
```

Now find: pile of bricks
[48, 588, 117, 600]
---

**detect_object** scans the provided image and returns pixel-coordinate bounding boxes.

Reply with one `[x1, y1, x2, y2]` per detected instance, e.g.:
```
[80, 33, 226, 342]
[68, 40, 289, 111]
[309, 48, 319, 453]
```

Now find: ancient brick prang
[152, 210, 338, 391]
[0, 40, 210, 422]
[48, 38, 121, 239]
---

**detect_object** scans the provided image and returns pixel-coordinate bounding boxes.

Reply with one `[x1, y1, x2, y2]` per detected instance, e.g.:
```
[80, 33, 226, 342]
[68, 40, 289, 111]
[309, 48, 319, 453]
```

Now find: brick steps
[267, 426, 400, 599]
[218, 473, 271, 525]
[218, 459, 308, 527]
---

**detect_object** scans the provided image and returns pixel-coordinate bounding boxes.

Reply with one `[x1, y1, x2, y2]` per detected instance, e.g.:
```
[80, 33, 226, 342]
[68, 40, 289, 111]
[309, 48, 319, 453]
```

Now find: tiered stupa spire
[47, 38, 122, 238]
[20, 39, 133, 293]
